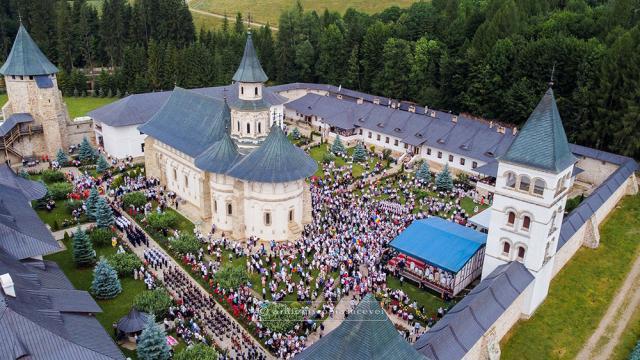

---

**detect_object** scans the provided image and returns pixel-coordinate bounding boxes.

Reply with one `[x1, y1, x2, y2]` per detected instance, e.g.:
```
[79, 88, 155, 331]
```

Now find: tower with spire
[229, 32, 272, 152]
[0, 23, 69, 158]
[481, 87, 577, 316]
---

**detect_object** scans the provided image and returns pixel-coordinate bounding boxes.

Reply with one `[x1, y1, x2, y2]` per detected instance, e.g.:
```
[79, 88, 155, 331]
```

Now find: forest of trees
[0, 0, 638, 159]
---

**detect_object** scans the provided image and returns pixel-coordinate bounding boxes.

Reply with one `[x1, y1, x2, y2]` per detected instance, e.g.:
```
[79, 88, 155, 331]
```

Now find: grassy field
[35, 199, 89, 230]
[0, 93, 116, 119]
[386, 276, 449, 319]
[192, 11, 230, 31]
[190, 0, 417, 27]
[44, 237, 145, 359]
[501, 194, 640, 359]
[612, 305, 640, 359]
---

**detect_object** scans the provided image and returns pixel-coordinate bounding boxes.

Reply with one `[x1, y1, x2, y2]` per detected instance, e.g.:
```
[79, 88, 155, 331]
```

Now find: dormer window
[416, 133, 423, 138]
[485, 151, 495, 157]
[377, 122, 384, 128]
[394, 127, 401, 133]
[358, 118, 365, 122]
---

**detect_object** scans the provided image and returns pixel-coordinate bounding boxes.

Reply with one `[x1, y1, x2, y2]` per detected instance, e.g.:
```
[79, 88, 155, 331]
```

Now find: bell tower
[0, 23, 69, 156]
[481, 87, 577, 316]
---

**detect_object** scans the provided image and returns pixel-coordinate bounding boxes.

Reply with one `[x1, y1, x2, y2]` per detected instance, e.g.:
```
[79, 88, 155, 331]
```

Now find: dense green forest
[0, 0, 638, 159]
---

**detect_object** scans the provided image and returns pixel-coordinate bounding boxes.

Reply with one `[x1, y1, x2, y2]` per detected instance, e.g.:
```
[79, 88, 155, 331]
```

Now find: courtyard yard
[308, 143, 385, 178]
[35, 199, 89, 230]
[501, 194, 640, 359]
[0, 94, 116, 119]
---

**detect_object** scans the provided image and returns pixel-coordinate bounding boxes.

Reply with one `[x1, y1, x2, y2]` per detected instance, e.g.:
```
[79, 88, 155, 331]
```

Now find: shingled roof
[0, 165, 47, 201]
[232, 32, 268, 83]
[414, 262, 533, 360]
[227, 124, 317, 183]
[295, 293, 426, 360]
[0, 24, 58, 76]
[500, 88, 577, 173]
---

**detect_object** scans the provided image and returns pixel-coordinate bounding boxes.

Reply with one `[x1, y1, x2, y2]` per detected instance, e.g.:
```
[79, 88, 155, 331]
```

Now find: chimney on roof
[391, 102, 397, 109]
[357, 98, 363, 105]
[336, 94, 343, 100]
[512, 127, 518, 136]
[489, 121, 494, 129]
[497, 125, 506, 134]
[408, 105, 416, 113]
[452, 115, 458, 123]
[373, 98, 380, 105]
[430, 110, 436, 117]
[0, 273, 15, 297]
[424, 106, 429, 115]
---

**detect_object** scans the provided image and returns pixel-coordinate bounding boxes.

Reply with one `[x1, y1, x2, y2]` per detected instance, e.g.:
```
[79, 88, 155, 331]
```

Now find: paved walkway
[51, 222, 95, 240]
[577, 248, 640, 360]
[117, 211, 274, 359]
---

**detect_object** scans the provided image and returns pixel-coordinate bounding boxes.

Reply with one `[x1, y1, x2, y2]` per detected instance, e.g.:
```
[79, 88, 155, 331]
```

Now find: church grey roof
[89, 83, 286, 128]
[295, 293, 426, 360]
[500, 88, 577, 173]
[227, 124, 317, 183]
[138, 87, 228, 158]
[414, 262, 533, 360]
[0, 183, 59, 260]
[232, 32, 268, 83]
[195, 132, 243, 174]
[0, 164, 47, 201]
[0, 24, 59, 76]
[0, 250, 124, 359]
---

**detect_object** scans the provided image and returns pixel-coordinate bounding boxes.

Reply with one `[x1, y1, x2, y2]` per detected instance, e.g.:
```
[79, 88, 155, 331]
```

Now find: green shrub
[41, 170, 66, 184]
[147, 211, 178, 231]
[107, 252, 143, 277]
[214, 264, 248, 290]
[89, 228, 117, 247]
[174, 343, 218, 360]
[322, 152, 336, 164]
[48, 182, 73, 200]
[65, 199, 83, 212]
[260, 302, 303, 333]
[122, 191, 147, 209]
[134, 288, 173, 318]
[170, 233, 201, 255]
[110, 174, 124, 189]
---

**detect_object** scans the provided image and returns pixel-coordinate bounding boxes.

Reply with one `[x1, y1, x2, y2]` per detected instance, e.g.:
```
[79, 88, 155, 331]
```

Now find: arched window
[227, 203, 233, 215]
[264, 212, 271, 226]
[214, 200, 218, 213]
[258, 122, 262, 134]
[241, 86, 244, 95]
[173, 169, 177, 180]
[505, 172, 516, 188]
[519, 175, 531, 192]
[507, 211, 516, 226]
[517, 246, 526, 260]
[502, 241, 511, 255]
[184, 175, 188, 188]
[533, 178, 545, 195]
[246, 123, 251, 134]
[237, 121, 240, 132]
[289, 209, 294, 222]
[522, 215, 531, 230]
[254, 87, 258, 96]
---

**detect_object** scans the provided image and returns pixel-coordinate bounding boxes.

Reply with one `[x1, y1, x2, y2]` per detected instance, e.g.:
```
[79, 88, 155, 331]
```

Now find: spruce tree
[85, 187, 100, 219]
[91, 257, 122, 300]
[416, 161, 431, 183]
[435, 164, 454, 191]
[95, 197, 114, 228]
[56, 149, 68, 167]
[96, 156, 109, 173]
[331, 135, 346, 155]
[291, 127, 301, 140]
[72, 227, 96, 267]
[137, 315, 171, 360]
[18, 169, 29, 179]
[78, 137, 95, 162]
[352, 143, 367, 162]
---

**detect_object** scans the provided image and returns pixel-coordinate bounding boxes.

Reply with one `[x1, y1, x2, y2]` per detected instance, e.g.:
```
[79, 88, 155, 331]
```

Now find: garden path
[51, 222, 95, 240]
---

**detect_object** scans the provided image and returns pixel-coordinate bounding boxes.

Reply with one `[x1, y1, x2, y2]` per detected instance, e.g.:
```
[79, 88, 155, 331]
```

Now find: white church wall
[210, 174, 236, 233]
[156, 142, 203, 208]
[97, 122, 146, 158]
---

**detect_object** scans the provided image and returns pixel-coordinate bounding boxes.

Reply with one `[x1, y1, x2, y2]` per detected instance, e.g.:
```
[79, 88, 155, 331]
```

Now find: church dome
[194, 132, 242, 174]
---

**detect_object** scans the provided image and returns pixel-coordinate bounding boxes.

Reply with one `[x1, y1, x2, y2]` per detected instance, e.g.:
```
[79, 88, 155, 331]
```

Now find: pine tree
[95, 197, 114, 228]
[345, 45, 361, 90]
[137, 315, 171, 360]
[78, 137, 95, 162]
[18, 169, 29, 179]
[331, 135, 346, 155]
[96, 156, 109, 173]
[72, 227, 96, 267]
[291, 128, 301, 140]
[352, 143, 367, 162]
[435, 164, 454, 191]
[416, 161, 431, 183]
[85, 187, 100, 219]
[91, 257, 122, 299]
[56, 149, 68, 166]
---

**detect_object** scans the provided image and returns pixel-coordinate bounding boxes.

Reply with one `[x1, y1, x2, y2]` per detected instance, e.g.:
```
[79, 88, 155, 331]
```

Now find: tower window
[241, 86, 244, 95]
[227, 203, 233, 215]
[29, 75, 33, 80]
[264, 212, 271, 226]
[517, 246, 526, 260]
[255, 87, 258, 96]
[237, 121, 240, 132]
[507, 211, 516, 226]
[533, 179, 545, 195]
[246, 123, 251, 134]
[258, 122, 262, 134]
[505, 172, 516, 188]
[522, 216, 531, 230]
[502, 241, 511, 255]
[519, 175, 531, 192]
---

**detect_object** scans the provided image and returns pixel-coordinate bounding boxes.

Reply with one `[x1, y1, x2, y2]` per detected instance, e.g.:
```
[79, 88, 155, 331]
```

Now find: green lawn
[0, 94, 116, 119]
[44, 237, 146, 359]
[192, 10, 231, 31]
[386, 276, 449, 320]
[309, 143, 380, 178]
[612, 305, 640, 359]
[191, 0, 417, 27]
[35, 199, 89, 230]
[501, 194, 640, 359]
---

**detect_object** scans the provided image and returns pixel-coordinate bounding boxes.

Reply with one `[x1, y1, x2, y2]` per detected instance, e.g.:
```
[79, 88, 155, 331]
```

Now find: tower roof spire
[500, 88, 577, 173]
[0, 23, 58, 76]
[232, 32, 268, 83]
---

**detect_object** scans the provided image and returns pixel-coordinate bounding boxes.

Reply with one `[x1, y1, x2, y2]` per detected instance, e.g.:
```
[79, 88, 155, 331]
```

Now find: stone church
[0, 24, 94, 165]
[141, 33, 317, 242]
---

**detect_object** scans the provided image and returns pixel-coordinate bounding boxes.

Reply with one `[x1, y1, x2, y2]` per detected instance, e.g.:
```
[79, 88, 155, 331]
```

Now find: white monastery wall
[97, 122, 146, 158]
[575, 156, 619, 186]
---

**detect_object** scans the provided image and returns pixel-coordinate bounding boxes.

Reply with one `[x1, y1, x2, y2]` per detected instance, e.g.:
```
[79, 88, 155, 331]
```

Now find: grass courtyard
[35, 199, 89, 230]
[308, 143, 382, 178]
[501, 194, 640, 359]
[0, 94, 117, 120]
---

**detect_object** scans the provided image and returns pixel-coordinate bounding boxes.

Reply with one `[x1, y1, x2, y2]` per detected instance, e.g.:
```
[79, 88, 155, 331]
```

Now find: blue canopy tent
[389, 217, 487, 295]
